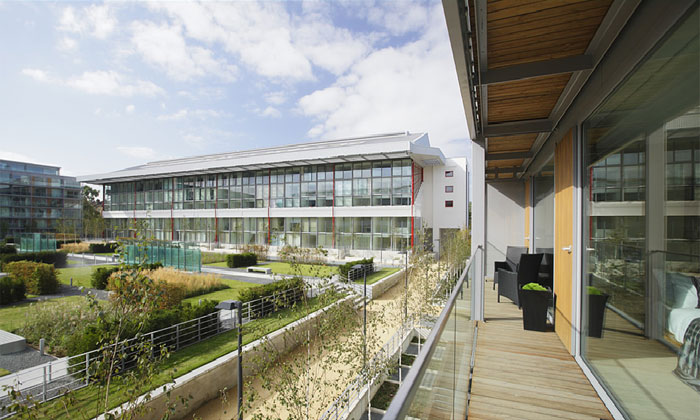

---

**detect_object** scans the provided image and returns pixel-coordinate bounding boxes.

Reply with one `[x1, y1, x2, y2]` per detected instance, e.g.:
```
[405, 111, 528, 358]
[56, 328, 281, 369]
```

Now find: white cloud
[21, 68, 51, 83]
[117, 146, 158, 160]
[57, 36, 77, 52]
[183, 134, 206, 147]
[264, 91, 287, 106]
[22, 68, 163, 97]
[67, 71, 163, 97]
[125, 104, 135, 114]
[0, 150, 55, 167]
[365, 2, 430, 36]
[157, 108, 223, 121]
[259, 106, 281, 118]
[58, 5, 116, 39]
[131, 21, 237, 82]
[298, 4, 469, 156]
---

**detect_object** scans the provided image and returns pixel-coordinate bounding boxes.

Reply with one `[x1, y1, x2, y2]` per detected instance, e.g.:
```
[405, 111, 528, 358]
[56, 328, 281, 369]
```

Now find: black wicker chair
[493, 246, 528, 290]
[497, 253, 544, 306]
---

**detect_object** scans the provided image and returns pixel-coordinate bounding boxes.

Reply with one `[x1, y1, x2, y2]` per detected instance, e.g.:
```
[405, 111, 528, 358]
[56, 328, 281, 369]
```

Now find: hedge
[338, 257, 374, 278]
[0, 251, 68, 270]
[0, 244, 17, 255]
[4, 261, 59, 295]
[0, 276, 26, 304]
[56, 239, 81, 247]
[88, 242, 118, 253]
[91, 263, 164, 290]
[239, 276, 305, 302]
[226, 252, 257, 268]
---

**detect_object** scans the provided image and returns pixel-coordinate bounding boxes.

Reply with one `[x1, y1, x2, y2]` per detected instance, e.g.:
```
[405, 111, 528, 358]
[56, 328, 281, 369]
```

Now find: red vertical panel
[214, 174, 218, 244]
[267, 169, 271, 244]
[332, 165, 336, 248]
[171, 178, 175, 241]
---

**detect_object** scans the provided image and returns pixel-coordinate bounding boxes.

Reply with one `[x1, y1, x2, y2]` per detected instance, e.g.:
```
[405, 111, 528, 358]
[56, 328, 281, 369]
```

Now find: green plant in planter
[587, 286, 602, 295]
[522, 282, 547, 291]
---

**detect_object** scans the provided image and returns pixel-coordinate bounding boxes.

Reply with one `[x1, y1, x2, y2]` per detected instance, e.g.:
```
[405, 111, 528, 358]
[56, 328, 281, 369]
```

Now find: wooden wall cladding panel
[554, 130, 574, 354]
[487, 158, 524, 169]
[488, 73, 572, 123]
[487, 0, 612, 69]
[487, 134, 538, 153]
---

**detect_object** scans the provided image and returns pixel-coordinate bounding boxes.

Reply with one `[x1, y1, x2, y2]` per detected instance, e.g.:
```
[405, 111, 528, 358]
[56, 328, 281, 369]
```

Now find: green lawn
[0, 295, 87, 332]
[204, 261, 229, 268]
[353, 267, 401, 285]
[258, 262, 338, 278]
[38, 293, 343, 420]
[182, 278, 255, 305]
[0, 368, 10, 377]
[56, 265, 113, 288]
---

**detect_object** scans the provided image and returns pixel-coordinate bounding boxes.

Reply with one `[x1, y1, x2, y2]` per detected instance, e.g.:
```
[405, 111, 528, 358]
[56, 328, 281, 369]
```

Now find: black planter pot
[520, 289, 550, 331]
[588, 294, 609, 338]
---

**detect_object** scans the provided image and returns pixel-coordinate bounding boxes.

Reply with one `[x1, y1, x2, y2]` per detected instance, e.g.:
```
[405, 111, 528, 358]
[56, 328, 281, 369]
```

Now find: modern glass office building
[0, 159, 82, 239]
[81, 132, 468, 258]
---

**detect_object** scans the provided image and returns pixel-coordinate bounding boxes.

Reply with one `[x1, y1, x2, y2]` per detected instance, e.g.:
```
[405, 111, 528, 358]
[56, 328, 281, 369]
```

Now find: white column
[471, 140, 486, 321]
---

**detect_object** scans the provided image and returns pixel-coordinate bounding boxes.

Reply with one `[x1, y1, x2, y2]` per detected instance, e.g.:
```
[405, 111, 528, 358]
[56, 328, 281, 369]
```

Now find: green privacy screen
[19, 233, 57, 253]
[123, 241, 202, 272]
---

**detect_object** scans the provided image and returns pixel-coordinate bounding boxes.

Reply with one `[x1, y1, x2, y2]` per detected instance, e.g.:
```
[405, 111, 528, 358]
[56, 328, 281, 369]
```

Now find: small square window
[445, 200, 454, 208]
[445, 185, 454, 193]
[445, 170, 454, 177]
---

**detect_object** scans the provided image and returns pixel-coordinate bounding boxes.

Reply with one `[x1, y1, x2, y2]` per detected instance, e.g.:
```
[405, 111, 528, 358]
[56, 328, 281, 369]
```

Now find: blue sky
[0, 0, 470, 178]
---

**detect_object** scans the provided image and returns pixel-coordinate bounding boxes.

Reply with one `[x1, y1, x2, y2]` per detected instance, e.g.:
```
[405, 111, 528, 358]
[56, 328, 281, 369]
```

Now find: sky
[0, 0, 471, 179]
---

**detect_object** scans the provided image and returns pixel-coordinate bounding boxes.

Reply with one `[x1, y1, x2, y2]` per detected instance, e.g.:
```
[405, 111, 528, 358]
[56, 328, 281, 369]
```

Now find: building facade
[439, 1, 700, 419]
[0, 160, 82, 239]
[81, 132, 468, 259]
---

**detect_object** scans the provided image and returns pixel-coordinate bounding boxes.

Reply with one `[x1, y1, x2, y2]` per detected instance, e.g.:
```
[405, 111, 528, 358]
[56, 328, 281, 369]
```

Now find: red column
[267, 170, 271, 244]
[171, 178, 175, 241]
[332, 165, 336, 248]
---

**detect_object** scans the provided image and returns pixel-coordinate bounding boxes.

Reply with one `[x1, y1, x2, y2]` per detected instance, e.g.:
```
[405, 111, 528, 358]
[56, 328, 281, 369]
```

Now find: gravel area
[0, 347, 56, 373]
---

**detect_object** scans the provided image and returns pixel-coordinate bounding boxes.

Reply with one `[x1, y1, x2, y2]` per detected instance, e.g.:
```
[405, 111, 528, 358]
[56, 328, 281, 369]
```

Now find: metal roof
[79, 131, 446, 184]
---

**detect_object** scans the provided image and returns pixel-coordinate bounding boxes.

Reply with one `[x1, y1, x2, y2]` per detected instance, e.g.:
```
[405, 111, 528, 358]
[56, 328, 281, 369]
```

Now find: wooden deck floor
[468, 283, 612, 420]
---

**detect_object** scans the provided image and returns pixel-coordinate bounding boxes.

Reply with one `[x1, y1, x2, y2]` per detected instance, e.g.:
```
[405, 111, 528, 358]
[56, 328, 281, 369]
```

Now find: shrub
[88, 242, 118, 254]
[241, 244, 268, 261]
[91, 266, 121, 289]
[0, 251, 68, 269]
[0, 276, 26, 304]
[4, 261, 59, 295]
[201, 252, 228, 264]
[338, 257, 374, 278]
[239, 277, 305, 302]
[226, 252, 258, 268]
[0, 244, 17, 255]
[145, 267, 226, 298]
[61, 242, 90, 253]
[56, 239, 81, 247]
[587, 286, 603, 295]
[522, 282, 547, 291]
[278, 245, 327, 265]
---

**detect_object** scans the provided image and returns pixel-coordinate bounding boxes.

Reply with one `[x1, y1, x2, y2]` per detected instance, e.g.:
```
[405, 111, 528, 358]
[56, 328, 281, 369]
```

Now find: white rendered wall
[423, 157, 468, 252]
[485, 180, 526, 277]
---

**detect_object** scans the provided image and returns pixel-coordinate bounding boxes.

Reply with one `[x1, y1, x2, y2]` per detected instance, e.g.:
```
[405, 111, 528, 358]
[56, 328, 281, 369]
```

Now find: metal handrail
[382, 245, 482, 420]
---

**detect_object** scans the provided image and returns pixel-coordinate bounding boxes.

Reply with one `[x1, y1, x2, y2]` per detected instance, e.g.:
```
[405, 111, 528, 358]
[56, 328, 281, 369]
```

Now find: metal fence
[123, 241, 202, 272]
[319, 320, 415, 420]
[0, 284, 325, 418]
[18, 233, 56, 253]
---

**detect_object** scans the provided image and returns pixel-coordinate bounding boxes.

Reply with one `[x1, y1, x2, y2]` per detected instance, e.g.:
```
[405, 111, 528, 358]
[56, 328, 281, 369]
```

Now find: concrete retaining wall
[103, 296, 353, 420]
[369, 269, 405, 299]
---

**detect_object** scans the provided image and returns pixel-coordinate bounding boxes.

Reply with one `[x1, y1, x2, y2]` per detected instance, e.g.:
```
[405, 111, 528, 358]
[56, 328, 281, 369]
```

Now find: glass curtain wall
[532, 159, 555, 252]
[582, 8, 699, 419]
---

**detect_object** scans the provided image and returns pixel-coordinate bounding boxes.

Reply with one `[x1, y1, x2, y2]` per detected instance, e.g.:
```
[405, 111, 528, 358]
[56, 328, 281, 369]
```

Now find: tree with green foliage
[82, 185, 105, 240]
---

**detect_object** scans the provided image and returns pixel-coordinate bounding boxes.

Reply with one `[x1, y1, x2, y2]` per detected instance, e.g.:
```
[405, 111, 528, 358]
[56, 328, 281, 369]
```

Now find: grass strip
[181, 278, 255, 305]
[352, 267, 400, 285]
[0, 296, 86, 332]
[258, 262, 337, 278]
[57, 265, 113, 288]
[0, 368, 10, 377]
[32, 294, 342, 420]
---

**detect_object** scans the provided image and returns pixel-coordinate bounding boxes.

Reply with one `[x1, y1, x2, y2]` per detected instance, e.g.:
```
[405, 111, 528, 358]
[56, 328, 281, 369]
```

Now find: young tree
[82, 185, 104, 240]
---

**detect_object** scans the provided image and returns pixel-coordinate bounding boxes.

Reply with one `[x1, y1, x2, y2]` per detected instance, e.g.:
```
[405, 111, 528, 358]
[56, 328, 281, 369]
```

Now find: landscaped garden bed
[370, 381, 400, 410]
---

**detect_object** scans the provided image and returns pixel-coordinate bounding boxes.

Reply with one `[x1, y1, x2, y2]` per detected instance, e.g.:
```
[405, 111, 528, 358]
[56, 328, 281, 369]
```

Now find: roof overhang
[79, 132, 445, 184]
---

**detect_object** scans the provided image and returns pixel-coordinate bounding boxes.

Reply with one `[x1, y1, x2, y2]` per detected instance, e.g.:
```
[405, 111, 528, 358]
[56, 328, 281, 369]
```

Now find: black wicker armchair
[497, 253, 544, 306]
[493, 246, 528, 290]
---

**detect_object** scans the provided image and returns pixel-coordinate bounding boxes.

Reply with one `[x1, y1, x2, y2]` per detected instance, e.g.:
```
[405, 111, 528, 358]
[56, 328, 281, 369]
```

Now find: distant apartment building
[0, 159, 82, 239]
[80, 132, 469, 259]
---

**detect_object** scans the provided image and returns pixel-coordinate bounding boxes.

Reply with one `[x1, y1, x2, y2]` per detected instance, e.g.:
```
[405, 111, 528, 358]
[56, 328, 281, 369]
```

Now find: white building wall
[485, 180, 526, 277]
[423, 157, 468, 252]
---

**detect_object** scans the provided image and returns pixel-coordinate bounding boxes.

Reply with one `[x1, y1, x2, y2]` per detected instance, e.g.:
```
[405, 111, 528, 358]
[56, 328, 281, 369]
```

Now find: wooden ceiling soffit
[487, 158, 525, 169]
[484, 119, 553, 137]
[481, 55, 593, 85]
[486, 151, 533, 160]
[487, 133, 538, 153]
[488, 73, 573, 123]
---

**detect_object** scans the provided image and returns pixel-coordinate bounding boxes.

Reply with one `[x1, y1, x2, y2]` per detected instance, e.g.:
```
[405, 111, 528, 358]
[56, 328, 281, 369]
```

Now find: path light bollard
[70, 277, 73, 287]
[39, 338, 45, 356]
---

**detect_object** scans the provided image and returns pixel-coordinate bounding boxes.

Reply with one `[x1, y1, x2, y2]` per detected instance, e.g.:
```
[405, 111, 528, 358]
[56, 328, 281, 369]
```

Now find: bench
[247, 266, 272, 275]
